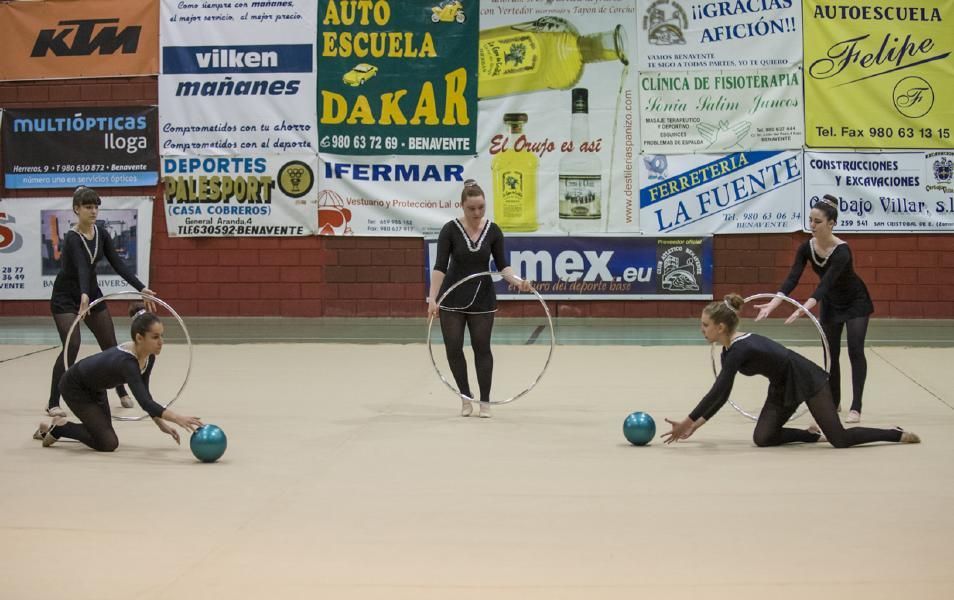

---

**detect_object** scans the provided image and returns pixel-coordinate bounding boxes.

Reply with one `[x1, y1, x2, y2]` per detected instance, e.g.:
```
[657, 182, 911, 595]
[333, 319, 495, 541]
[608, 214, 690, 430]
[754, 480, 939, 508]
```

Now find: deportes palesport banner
[639, 150, 803, 235]
[804, 151, 954, 232]
[803, 0, 954, 149]
[159, 0, 317, 155]
[319, 0, 640, 236]
[637, 0, 802, 71]
[425, 235, 713, 300]
[1, 107, 159, 189]
[0, 196, 152, 300]
[639, 67, 803, 153]
[162, 155, 318, 237]
[317, 0, 477, 156]
[0, 0, 158, 81]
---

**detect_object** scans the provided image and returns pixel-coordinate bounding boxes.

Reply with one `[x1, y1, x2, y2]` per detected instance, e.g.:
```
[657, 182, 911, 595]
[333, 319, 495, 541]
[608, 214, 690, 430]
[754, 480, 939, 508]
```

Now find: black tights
[753, 384, 901, 448]
[439, 311, 494, 403]
[49, 309, 127, 410]
[51, 382, 119, 452]
[823, 317, 869, 413]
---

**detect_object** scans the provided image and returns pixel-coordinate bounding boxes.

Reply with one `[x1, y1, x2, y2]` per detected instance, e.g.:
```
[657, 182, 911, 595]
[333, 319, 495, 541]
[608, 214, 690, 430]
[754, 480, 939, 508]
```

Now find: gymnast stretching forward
[662, 294, 920, 448]
[427, 179, 532, 418]
[46, 186, 156, 417]
[34, 305, 202, 452]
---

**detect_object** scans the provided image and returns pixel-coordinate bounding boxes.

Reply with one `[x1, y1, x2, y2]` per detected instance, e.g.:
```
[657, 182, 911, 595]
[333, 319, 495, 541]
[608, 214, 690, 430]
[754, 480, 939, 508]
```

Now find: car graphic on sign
[342, 63, 378, 86]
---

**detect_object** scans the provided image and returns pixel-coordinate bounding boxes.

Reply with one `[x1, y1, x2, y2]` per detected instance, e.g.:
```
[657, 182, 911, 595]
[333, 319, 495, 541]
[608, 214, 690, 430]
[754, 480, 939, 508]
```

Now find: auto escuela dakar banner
[639, 150, 802, 235]
[320, 0, 640, 237]
[425, 235, 713, 300]
[1, 107, 159, 189]
[639, 68, 803, 153]
[805, 151, 954, 233]
[0, 0, 159, 81]
[159, 0, 317, 155]
[803, 0, 954, 149]
[0, 196, 153, 300]
[162, 155, 318, 237]
[637, 0, 802, 70]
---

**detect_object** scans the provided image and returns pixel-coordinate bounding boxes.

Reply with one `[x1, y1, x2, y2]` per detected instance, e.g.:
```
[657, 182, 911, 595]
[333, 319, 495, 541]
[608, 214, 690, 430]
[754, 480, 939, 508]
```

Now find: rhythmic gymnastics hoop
[63, 291, 193, 422]
[427, 271, 555, 405]
[710, 293, 830, 422]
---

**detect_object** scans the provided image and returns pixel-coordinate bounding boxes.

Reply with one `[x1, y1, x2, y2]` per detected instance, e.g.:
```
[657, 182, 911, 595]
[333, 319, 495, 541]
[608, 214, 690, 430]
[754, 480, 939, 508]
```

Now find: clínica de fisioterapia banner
[804, 0, 954, 149]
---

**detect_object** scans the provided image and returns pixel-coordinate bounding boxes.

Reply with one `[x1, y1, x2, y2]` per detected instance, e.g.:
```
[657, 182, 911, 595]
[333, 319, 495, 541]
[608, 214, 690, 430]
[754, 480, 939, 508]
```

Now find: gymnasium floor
[2, 315, 953, 600]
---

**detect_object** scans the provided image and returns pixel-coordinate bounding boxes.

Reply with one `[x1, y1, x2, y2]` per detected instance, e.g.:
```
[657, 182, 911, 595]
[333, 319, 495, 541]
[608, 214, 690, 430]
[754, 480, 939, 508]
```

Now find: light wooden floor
[2, 339, 953, 600]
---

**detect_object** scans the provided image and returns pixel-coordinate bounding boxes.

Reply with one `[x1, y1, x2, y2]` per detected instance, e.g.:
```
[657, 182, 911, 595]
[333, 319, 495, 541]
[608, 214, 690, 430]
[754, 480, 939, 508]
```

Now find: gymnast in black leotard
[662, 294, 919, 448]
[34, 306, 202, 452]
[46, 186, 156, 417]
[756, 195, 873, 423]
[426, 179, 532, 419]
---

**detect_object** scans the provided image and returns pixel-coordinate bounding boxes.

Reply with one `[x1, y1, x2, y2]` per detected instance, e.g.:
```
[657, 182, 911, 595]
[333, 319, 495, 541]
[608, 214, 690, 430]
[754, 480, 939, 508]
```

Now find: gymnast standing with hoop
[662, 294, 919, 448]
[755, 195, 874, 423]
[45, 187, 156, 418]
[34, 306, 202, 451]
[427, 179, 532, 418]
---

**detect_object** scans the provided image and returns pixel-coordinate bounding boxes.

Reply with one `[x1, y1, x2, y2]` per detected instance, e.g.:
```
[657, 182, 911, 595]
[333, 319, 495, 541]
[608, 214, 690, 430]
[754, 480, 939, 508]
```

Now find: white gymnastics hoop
[710, 293, 830, 422]
[63, 291, 193, 422]
[427, 271, 555, 405]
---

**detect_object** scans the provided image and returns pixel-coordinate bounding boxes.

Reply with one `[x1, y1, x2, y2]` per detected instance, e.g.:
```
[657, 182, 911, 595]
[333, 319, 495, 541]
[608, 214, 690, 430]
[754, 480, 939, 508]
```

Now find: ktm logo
[32, 19, 141, 57]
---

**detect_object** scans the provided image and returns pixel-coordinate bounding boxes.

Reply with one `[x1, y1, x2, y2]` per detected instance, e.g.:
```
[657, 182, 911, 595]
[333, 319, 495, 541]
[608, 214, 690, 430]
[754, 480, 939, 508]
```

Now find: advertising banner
[1, 107, 159, 189]
[804, 0, 954, 149]
[639, 150, 803, 235]
[162, 155, 318, 237]
[317, 0, 477, 156]
[159, 0, 317, 155]
[426, 235, 713, 300]
[637, 0, 802, 70]
[805, 151, 954, 232]
[0, 0, 158, 81]
[639, 67, 803, 153]
[319, 0, 640, 236]
[0, 196, 152, 300]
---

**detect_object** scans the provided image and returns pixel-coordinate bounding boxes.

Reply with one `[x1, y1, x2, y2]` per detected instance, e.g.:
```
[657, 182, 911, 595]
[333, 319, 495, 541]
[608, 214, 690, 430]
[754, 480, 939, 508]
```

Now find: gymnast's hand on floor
[661, 417, 696, 444]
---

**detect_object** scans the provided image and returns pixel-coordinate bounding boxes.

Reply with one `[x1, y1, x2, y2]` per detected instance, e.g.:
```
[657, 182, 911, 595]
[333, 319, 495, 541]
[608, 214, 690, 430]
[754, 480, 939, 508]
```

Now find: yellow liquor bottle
[491, 113, 538, 232]
[477, 17, 628, 99]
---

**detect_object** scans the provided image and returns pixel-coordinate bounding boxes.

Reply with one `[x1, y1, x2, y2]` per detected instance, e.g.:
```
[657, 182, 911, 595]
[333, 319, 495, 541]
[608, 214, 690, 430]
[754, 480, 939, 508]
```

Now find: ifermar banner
[0, 0, 159, 81]
[425, 235, 714, 300]
[318, 0, 641, 237]
[804, 151, 954, 232]
[1, 107, 159, 189]
[803, 0, 954, 149]
[161, 155, 318, 237]
[636, 0, 802, 70]
[158, 0, 317, 155]
[317, 0, 478, 156]
[639, 67, 803, 153]
[639, 150, 803, 235]
[0, 196, 152, 300]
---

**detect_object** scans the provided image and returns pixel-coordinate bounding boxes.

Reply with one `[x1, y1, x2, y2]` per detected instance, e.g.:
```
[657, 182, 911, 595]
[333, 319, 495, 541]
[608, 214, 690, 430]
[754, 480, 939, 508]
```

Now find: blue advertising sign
[426, 235, 713, 300]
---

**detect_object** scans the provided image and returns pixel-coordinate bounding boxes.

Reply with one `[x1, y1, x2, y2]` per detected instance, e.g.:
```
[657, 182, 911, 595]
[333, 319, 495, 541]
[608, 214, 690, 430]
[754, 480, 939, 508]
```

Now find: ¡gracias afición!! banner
[804, 151, 954, 232]
[159, 0, 317, 155]
[0, 197, 152, 300]
[162, 155, 318, 237]
[425, 235, 713, 300]
[1, 107, 159, 189]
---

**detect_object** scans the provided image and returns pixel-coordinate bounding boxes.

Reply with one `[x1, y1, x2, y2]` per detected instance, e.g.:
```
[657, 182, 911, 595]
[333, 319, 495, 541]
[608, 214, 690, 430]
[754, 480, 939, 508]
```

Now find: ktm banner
[0, 0, 158, 81]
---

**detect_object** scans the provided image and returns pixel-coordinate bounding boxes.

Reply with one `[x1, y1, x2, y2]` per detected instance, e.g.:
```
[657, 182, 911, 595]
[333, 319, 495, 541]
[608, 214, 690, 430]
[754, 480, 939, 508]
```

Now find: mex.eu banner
[317, 0, 477, 155]
[1, 107, 159, 189]
[639, 150, 803, 234]
[162, 155, 318, 237]
[425, 235, 713, 300]
[805, 150, 954, 232]
[0, 196, 152, 300]
[639, 67, 803, 153]
[804, 0, 954, 149]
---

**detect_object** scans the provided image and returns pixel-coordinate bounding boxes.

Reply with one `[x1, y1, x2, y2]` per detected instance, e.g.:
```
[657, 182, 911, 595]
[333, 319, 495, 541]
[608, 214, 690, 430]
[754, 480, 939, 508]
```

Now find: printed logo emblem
[32, 19, 141, 57]
[893, 76, 934, 118]
[657, 244, 702, 292]
[278, 161, 314, 199]
[0, 212, 24, 253]
[643, 155, 669, 181]
[317, 190, 353, 236]
[643, 0, 688, 46]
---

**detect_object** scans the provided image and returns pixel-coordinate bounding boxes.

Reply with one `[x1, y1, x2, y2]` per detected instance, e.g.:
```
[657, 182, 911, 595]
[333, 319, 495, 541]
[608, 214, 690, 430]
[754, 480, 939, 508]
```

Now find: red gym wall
[2, 78, 954, 319]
